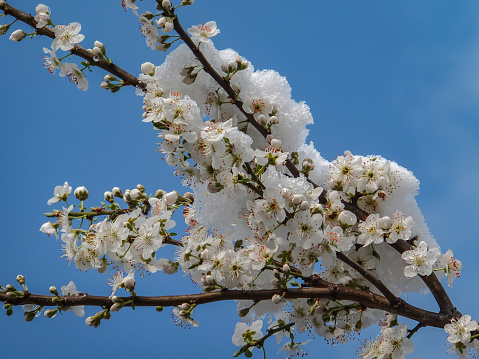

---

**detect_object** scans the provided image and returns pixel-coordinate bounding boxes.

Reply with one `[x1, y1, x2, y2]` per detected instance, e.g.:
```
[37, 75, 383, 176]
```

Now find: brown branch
[1, 2, 145, 89]
[336, 252, 398, 305]
[0, 285, 456, 328]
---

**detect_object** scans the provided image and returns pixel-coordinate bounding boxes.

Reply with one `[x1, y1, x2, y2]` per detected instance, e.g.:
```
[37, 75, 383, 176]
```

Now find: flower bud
[181, 0, 194, 5]
[129, 188, 142, 201]
[162, 0, 172, 8]
[257, 114, 267, 126]
[269, 115, 278, 124]
[206, 275, 215, 285]
[221, 63, 228, 73]
[141, 61, 156, 76]
[338, 210, 357, 227]
[112, 187, 123, 198]
[272, 294, 282, 304]
[85, 316, 98, 327]
[94, 40, 104, 48]
[299, 200, 310, 211]
[0, 24, 10, 36]
[123, 190, 132, 203]
[16, 275, 25, 285]
[49, 286, 58, 295]
[281, 188, 293, 199]
[164, 191, 178, 205]
[104, 74, 116, 82]
[266, 134, 274, 143]
[123, 277, 135, 291]
[162, 260, 179, 275]
[9, 29, 27, 42]
[100, 81, 109, 89]
[292, 194, 303, 206]
[378, 216, 392, 230]
[110, 303, 122, 312]
[155, 42, 172, 52]
[74, 186, 89, 201]
[282, 264, 291, 275]
[92, 47, 102, 57]
[137, 184, 145, 192]
[103, 191, 114, 203]
[5, 284, 16, 291]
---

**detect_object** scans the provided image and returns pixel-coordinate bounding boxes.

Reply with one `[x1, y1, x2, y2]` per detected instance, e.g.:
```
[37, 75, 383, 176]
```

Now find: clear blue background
[1, 0, 479, 357]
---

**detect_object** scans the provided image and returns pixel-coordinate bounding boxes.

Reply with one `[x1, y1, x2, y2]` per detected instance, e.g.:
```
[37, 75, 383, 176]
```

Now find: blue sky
[1, 1, 479, 357]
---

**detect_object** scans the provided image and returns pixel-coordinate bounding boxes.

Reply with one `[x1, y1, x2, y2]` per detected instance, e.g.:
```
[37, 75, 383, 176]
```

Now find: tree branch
[1, 2, 145, 89]
[0, 285, 456, 328]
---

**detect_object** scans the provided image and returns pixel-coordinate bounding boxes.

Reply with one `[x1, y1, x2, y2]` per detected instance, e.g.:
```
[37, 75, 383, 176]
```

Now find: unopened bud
[110, 303, 122, 312]
[92, 47, 102, 57]
[281, 188, 293, 199]
[49, 286, 58, 295]
[292, 194, 303, 206]
[0, 24, 10, 36]
[181, 0, 194, 5]
[257, 114, 267, 126]
[272, 294, 282, 304]
[164, 191, 178, 205]
[112, 187, 123, 198]
[9, 29, 27, 42]
[299, 200, 310, 211]
[282, 264, 291, 275]
[100, 81, 109, 89]
[16, 275, 25, 285]
[74, 186, 89, 201]
[123, 277, 135, 291]
[141, 62, 156, 76]
[269, 115, 278, 124]
[104, 74, 116, 82]
[94, 40, 104, 48]
[129, 188, 141, 201]
[104, 191, 114, 203]
[162, 0, 172, 9]
[338, 210, 357, 227]
[136, 184, 145, 192]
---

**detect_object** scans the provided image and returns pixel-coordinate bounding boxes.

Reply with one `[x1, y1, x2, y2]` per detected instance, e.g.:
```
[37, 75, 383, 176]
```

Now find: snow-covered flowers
[52, 22, 85, 51]
[187, 21, 220, 42]
[401, 241, 439, 278]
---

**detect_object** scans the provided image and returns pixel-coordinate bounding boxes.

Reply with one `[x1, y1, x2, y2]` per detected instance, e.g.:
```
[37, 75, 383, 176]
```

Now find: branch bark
[0, 285, 456, 328]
